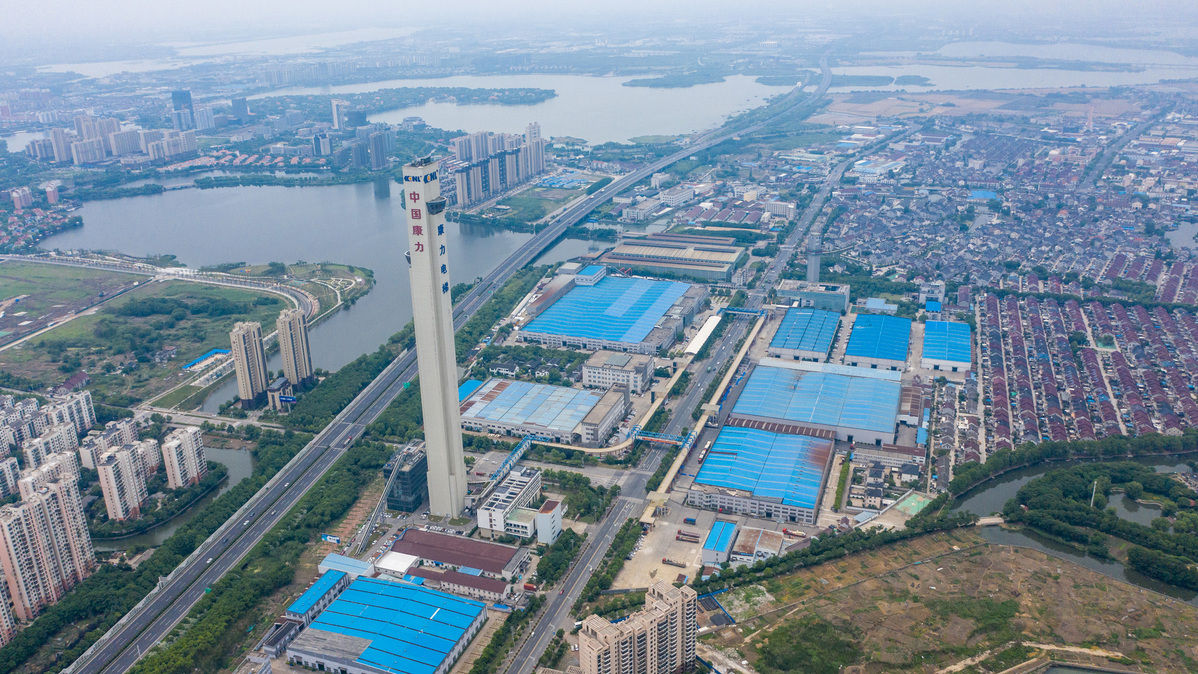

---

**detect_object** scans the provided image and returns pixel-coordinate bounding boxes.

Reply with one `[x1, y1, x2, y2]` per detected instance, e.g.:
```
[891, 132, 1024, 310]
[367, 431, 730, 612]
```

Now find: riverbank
[90, 465, 229, 541]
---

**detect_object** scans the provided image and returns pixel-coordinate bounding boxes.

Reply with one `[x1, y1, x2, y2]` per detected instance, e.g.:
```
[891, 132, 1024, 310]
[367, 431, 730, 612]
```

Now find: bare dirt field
[703, 530, 1198, 673]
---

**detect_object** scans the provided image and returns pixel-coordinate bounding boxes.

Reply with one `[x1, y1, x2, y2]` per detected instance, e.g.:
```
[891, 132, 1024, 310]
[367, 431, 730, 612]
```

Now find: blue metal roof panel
[920, 320, 972, 364]
[305, 577, 486, 674]
[287, 569, 346, 616]
[523, 276, 691, 344]
[845, 314, 911, 362]
[320, 553, 371, 573]
[694, 427, 834, 510]
[460, 379, 601, 434]
[703, 521, 737, 552]
[732, 363, 901, 434]
[770, 308, 839, 354]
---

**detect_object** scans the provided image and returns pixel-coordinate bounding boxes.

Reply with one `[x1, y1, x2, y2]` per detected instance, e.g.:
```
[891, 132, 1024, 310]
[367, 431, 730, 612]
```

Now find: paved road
[70, 57, 840, 674]
[504, 58, 839, 674]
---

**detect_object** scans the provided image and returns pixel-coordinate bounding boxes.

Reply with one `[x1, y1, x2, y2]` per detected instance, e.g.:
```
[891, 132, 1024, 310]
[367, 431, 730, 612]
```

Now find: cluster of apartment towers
[229, 307, 314, 410]
[0, 390, 209, 642]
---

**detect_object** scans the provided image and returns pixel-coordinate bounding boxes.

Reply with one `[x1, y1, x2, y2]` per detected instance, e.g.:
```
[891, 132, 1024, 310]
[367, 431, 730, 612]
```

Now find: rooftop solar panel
[733, 362, 901, 434]
[770, 307, 839, 354]
[523, 276, 691, 344]
[845, 314, 911, 362]
[921, 320, 972, 364]
[694, 427, 833, 509]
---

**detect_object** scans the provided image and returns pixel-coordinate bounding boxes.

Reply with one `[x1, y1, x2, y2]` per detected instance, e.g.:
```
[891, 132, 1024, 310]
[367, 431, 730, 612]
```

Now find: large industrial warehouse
[766, 307, 840, 362]
[919, 320, 973, 373]
[687, 426, 834, 524]
[459, 379, 629, 447]
[517, 273, 706, 354]
[843, 314, 912, 371]
[729, 359, 902, 445]
[285, 576, 487, 674]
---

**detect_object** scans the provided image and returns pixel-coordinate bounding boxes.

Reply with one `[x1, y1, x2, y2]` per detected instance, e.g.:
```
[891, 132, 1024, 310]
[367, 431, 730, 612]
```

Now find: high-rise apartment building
[368, 131, 390, 170]
[0, 477, 95, 621]
[445, 125, 548, 206]
[97, 446, 149, 521]
[276, 308, 313, 386]
[70, 138, 107, 165]
[49, 128, 71, 163]
[0, 580, 15, 647]
[9, 187, 33, 210]
[0, 458, 19, 499]
[230, 321, 268, 405]
[21, 422, 79, 470]
[19, 452, 79, 500]
[45, 390, 95, 436]
[171, 90, 195, 131]
[161, 427, 206, 488]
[578, 581, 697, 674]
[331, 99, 349, 130]
[193, 105, 216, 131]
[403, 159, 467, 517]
[231, 97, 250, 121]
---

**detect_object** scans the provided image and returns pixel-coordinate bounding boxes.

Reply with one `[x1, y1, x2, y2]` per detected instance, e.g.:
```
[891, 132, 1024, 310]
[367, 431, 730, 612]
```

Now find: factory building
[286, 577, 487, 674]
[775, 280, 851, 313]
[730, 360, 903, 445]
[597, 233, 746, 281]
[459, 379, 629, 448]
[843, 314, 912, 371]
[766, 307, 840, 362]
[518, 273, 706, 355]
[581, 351, 655, 395]
[919, 320, 973, 373]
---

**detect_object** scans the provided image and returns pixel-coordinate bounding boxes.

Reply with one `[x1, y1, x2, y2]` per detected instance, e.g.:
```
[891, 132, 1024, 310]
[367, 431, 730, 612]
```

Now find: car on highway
[206, 557, 213, 564]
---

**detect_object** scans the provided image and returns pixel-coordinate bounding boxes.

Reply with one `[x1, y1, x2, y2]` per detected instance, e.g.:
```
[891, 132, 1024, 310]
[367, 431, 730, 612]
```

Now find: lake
[41, 180, 593, 410]
[0, 130, 44, 153]
[94, 446, 254, 551]
[952, 454, 1198, 606]
[256, 74, 792, 144]
[829, 62, 1198, 92]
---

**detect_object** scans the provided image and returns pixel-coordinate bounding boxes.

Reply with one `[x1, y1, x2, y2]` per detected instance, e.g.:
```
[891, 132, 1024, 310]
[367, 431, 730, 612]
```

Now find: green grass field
[0, 279, 289, 404]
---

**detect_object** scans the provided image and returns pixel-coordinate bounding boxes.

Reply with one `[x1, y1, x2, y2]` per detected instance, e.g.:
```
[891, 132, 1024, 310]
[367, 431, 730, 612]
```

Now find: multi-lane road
[504, 59, 836, 674]
[73, 58, 834, 674]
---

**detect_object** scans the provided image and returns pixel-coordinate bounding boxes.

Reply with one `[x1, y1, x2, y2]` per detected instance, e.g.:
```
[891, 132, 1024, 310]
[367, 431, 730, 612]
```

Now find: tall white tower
[403, 158, 468, 517]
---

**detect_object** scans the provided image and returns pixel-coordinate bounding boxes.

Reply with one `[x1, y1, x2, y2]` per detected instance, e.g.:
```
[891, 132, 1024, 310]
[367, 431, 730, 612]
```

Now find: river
[951, 455, 1198, 606]
[94, 446, 254, 551]
[40, 180, 597, 411]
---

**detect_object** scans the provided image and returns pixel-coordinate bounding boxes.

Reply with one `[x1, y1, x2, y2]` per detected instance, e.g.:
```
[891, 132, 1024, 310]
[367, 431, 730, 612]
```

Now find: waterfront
[40, 180, 592, 410]
[952, 455, 1198, 606]
[256, 73, 792, 144]
[94, 446, 254, 551]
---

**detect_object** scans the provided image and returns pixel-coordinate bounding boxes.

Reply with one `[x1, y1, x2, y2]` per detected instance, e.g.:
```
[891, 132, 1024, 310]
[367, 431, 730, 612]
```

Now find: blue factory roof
[320, 553, 372, 575]
[522, 276, 691, 344]
[579, 265, 606, 277]
[287, 569, 346, 616]
[694, 427, 834, 509]
[845, 314, 911, 363]
[925, 300, 942, 312]
[921, 320, 972, 364]
[458, 379, 484, 402]
[703, 521, 737, 553]
[770, 308, 839, 355]
[733, 361, 901, 434]
[460, 379, 601, 434]
[307, 576, 486, 674]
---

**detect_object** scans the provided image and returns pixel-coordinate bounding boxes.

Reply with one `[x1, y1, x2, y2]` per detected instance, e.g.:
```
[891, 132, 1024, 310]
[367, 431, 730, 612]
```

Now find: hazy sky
[2, 0, 1196, 56]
